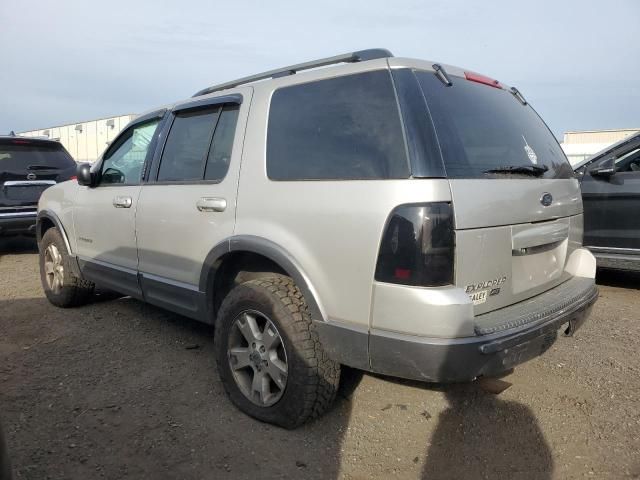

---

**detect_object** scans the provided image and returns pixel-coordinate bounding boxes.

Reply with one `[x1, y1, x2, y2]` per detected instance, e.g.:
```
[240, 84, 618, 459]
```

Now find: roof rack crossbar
[192, 48, 393, 97]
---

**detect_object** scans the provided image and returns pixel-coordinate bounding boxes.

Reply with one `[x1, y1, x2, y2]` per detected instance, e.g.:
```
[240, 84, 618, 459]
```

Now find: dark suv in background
[575, 132, 640, 272]
[1, 136, 76, 237]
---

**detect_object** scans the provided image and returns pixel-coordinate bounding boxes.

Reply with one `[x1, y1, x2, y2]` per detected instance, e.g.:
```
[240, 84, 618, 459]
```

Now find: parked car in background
[0, 136, 76, 237]
[37, 49, 598, 428]
[574, 132, 640, 272]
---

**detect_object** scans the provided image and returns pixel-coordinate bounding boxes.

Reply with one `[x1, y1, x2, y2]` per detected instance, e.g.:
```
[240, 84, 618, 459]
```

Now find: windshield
[0, 142, 75, 171]
[416, 71, 574, 179]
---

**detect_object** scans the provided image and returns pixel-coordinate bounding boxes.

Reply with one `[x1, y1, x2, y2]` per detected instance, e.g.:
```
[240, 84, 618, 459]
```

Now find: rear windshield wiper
[484, 165, 548, 176]
[28, 164, 59, 170]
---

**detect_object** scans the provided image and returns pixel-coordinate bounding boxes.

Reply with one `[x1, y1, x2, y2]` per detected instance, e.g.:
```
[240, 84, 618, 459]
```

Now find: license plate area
[4, 184, 51, 201]
[500, 330, 557, 370]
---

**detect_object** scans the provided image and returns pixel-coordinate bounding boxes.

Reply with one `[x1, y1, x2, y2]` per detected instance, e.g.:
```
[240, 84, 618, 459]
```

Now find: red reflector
[394, 268, 411, 280]
[464, 71, 502, 89]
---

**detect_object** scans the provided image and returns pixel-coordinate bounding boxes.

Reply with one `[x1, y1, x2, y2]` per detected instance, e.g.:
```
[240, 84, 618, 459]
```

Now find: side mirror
[76, 162, 95, 187]
[589, 157, 616, 178]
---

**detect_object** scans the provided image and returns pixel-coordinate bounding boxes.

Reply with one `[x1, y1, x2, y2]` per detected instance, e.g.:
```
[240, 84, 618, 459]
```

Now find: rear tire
[39, 227, 94, 307]
[214, 274, 340, 428]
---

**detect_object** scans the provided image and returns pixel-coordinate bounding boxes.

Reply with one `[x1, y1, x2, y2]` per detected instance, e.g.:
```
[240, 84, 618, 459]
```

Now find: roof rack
[192, 48, 393, 97]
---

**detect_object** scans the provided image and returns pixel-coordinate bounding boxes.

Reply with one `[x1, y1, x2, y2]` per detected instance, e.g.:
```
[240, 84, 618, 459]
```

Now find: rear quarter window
[267, 71, 409, 181]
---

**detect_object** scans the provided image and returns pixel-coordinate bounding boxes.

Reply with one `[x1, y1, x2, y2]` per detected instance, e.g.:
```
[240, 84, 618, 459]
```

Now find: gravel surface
[1, 237, 639, 479]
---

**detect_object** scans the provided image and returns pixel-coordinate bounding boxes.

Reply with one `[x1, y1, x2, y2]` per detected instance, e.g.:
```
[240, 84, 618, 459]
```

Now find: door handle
[113, 196, 133, 208]
[196, 197, 227, 212]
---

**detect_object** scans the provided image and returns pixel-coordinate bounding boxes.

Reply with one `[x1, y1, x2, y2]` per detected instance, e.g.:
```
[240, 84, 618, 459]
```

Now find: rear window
[0, 142, 75, 171]
[415, 72, 574, 179]
[267, 71, 409, 180]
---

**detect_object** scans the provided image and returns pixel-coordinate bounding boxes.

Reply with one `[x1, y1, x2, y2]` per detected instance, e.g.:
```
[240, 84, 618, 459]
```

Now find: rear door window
[415, 71, 574, 179]
[204, 105, 239, 182]
[158, 108, 220, 182]
[267, 71, 409, 180]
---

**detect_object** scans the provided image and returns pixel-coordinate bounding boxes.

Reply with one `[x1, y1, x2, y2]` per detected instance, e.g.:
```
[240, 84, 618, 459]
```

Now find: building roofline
[17, 113, 138, 134]
[564, 128, 640, 135]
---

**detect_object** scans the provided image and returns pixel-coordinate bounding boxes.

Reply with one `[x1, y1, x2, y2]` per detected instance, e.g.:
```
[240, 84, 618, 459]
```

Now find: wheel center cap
[249, 351, 262, 366]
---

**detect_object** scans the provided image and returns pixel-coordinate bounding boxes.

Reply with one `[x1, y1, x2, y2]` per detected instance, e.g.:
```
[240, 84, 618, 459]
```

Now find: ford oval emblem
[540, 193, 553, 207]
[26, 172, 37, 180]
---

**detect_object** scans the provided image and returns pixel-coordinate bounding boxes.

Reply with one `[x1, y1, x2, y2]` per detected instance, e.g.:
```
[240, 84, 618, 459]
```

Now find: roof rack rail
[192, 48, 393, 97]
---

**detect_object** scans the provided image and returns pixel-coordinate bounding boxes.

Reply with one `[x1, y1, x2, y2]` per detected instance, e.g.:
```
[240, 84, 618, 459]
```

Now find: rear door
[412, 70, 581, 314]
[135, 92, 249, 319]
[581, 145, 640, 250]
[73, 115, 163, 297]
[0, 139, 76, 215]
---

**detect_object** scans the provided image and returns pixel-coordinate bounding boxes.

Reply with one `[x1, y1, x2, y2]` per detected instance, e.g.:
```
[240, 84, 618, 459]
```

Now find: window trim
[390, 68, 446, 178]
[265, 69, 412, 182]
[172, 93, 242, 114]
[149, 97, 243, 185]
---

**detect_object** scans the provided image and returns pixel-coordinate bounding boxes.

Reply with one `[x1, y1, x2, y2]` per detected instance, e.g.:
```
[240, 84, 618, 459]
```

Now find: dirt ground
[0, 236, 639, 480]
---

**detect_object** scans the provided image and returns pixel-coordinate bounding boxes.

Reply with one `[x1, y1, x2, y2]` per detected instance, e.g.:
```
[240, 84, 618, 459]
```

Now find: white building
[561, 128, 640, 166]
[18, 114, 137, 163]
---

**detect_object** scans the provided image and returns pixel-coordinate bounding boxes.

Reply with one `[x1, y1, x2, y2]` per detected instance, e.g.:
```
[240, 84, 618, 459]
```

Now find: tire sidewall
[39, 228, 78, 306]
[214, 281, 315, 428]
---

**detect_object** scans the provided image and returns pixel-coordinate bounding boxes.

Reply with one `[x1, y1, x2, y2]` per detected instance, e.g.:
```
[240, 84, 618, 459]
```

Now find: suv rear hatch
[0, 138, 76, 214]
[414, 69, 581, 315]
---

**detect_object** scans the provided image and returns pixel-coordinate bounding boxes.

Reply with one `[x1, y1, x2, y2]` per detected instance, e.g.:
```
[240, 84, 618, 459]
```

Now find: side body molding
[200, 235, 327, 324]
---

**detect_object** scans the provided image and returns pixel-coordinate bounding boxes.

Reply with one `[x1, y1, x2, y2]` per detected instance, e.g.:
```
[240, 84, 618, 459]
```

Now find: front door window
[100, 120, 160, 185]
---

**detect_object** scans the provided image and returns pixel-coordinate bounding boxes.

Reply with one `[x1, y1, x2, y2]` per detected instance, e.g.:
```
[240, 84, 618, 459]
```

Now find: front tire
[39, 227, 94, 307]
[214, 275, 340, 428]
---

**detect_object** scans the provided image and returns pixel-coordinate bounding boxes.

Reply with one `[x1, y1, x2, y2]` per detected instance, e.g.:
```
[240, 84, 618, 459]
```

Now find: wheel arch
[37, 210, 73, 255]
[200, 235, 327, 323]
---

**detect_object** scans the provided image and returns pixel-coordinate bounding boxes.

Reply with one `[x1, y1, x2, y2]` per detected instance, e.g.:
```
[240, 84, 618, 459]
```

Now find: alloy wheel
[227, 310, 288, 407]
[44, 244, 64, 294]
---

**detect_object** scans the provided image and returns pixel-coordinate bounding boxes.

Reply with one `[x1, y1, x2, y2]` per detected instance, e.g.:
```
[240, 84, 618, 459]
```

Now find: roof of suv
[133, 49, 514, 123]
[193, 48, 394, 97]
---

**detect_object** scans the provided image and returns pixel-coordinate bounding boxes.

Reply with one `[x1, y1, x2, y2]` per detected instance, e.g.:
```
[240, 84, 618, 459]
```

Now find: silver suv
[37, 49, 598, 428]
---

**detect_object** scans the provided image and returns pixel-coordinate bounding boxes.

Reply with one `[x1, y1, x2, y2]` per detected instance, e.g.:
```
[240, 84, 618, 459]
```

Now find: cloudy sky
[1, 0, 638, 137]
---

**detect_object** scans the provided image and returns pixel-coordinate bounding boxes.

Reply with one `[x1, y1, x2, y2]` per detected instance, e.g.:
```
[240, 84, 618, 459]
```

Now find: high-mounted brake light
[11, 139, 30, 144]
[375, 203, 455, 287]
[464, 71, 502, 89]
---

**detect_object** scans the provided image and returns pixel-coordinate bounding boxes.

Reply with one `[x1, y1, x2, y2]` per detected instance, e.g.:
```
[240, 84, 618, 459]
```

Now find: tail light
[375, 203, 454, 287]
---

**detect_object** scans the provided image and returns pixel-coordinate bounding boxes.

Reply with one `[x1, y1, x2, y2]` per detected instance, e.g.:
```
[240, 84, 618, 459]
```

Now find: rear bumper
[367, 277, 598, 382]
[0, 212, 37, 236]
[588, 247, 640, 272]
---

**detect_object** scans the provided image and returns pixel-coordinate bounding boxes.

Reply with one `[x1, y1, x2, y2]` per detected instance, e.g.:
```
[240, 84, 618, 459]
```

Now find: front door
[135, 93, 249, 319]
[582, 145, 640, 251]
[73, 116, 163, 297]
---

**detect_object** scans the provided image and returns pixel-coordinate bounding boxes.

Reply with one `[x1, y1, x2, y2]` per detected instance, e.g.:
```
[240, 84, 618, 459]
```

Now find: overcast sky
[1, 0, 638, 137]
